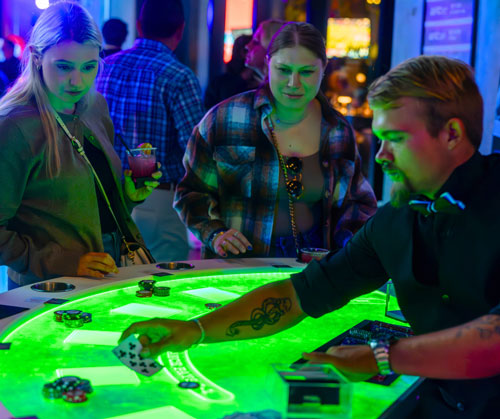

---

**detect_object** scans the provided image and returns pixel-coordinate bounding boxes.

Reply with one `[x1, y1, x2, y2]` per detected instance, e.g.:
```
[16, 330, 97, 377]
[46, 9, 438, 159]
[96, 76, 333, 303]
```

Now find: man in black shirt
[120, 56, 500, 417]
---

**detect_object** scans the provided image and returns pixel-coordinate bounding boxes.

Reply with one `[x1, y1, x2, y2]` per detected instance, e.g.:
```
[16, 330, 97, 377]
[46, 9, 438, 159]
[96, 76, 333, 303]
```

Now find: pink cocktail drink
[299, 247, 329, 263]
[127, 148, 157, 177]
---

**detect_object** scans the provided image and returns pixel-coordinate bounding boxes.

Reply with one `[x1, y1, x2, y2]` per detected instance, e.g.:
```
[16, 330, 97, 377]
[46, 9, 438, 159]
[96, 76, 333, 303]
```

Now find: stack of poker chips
[137, 279, 171, 297]
[42, 376, 93, 403]
[54, 310, 92, 328]
[153, 286, 170, 297]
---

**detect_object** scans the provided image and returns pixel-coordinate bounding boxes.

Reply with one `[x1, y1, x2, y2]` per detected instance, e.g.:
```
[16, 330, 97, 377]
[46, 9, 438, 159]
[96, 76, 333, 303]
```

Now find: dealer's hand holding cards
[112, 335, 163, 376]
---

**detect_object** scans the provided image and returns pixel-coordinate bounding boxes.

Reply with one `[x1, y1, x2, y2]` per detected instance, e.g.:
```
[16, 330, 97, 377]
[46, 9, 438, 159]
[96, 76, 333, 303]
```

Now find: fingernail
[247, 246, 253, 251]
[141, 350, 151, 358]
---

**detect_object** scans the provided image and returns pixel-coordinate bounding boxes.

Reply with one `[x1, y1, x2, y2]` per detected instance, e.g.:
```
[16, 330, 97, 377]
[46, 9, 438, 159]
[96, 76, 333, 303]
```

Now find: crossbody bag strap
[54, 112, 135, 259]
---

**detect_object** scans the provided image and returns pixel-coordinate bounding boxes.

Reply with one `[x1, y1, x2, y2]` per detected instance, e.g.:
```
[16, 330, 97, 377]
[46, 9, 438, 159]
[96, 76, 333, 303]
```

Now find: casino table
[0, 258, 420, 419]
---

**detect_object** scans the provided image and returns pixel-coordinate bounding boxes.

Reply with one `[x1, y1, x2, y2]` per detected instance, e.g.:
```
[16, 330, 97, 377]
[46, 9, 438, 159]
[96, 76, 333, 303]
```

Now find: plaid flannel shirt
[96, 39, 204, 182]
[174, 88, 377, 256]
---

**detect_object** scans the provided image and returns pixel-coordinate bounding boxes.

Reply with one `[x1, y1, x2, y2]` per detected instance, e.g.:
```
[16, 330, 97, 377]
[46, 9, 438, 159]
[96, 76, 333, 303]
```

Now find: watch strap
[369, 338, 394, 376]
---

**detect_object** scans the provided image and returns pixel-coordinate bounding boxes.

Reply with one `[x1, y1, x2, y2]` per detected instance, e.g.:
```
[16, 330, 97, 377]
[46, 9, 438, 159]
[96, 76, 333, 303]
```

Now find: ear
[441, 118, 465, 150]
[136, 20, 143, 38]
[175, 22, 185, 42]
[30, 46, 42, 66]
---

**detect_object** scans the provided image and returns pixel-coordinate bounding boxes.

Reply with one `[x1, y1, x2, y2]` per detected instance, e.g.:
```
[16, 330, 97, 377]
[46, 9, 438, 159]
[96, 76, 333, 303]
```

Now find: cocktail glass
[127, 147, 157, 187]
[300, 248, 330, 263]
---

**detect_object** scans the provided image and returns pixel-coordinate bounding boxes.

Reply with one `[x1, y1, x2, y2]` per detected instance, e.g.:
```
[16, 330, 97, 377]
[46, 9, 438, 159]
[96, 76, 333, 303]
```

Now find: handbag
[54, 113, 155, 266]
[119, 241, 153, 266]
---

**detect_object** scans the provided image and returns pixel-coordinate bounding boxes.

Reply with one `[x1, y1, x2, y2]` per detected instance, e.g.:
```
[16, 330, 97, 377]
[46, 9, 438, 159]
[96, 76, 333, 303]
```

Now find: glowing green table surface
[0, 259, 418, 419]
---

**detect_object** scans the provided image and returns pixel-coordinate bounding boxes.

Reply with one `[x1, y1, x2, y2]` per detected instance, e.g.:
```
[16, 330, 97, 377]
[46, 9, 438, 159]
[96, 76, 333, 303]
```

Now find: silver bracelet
[191, 318, 205, 348]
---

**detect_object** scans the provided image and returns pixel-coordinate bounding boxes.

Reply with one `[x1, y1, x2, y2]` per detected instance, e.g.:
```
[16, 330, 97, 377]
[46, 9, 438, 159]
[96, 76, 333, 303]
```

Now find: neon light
[326, 18, 371, 59]
[35, 0, 50, 10]
[160, 351, 235, 403]
[223, 0, 253, 63]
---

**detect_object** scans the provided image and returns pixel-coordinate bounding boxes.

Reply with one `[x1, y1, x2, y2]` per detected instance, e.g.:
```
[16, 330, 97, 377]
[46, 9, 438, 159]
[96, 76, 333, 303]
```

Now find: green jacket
[0, 92, 149, 285]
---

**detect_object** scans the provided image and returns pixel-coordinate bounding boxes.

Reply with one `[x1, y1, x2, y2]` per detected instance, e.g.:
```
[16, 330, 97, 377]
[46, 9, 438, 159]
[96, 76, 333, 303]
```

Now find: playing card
[44, 298, 69, 305]
[111, 335, 163, 376]
[134, 358, 163, 377]
[112, 335, 143, 368]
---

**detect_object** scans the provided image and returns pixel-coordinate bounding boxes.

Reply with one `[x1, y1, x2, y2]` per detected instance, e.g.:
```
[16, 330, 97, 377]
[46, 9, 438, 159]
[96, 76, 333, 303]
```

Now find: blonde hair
[0, 1, 102, 177]
[368, 55, 483, 149]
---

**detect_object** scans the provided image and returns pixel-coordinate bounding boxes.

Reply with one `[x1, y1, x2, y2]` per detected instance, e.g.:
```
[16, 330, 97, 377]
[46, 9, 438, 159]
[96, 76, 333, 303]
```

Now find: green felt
[0, 270, 417, 418]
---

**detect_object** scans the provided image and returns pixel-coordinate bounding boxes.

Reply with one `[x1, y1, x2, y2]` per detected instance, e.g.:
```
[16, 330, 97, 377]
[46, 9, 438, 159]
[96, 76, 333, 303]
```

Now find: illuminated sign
[422, 0, 476, 65]
[326, 18, 371, 59]
[224, 0, 253, 63]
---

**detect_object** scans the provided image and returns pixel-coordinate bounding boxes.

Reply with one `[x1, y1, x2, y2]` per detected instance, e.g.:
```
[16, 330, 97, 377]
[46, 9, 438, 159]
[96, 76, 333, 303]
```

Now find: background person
[101, 18, 128, 58]
[97, 0, 204, 263]
[174, 22, 376, 258]
[0, 38, 21, 86]
[245, 19, 285, 84]
[204, 34, 257, 110]
[123, 55, 500, 417]
[0, 1, 159, 288]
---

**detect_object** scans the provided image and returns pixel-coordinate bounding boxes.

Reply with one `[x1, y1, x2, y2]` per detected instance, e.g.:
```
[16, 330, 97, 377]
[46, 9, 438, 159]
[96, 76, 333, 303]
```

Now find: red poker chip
[62, 389, 88, 403]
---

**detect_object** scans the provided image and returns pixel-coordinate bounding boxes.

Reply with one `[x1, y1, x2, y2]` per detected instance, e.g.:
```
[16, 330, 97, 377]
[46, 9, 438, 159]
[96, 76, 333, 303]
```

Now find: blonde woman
[0, 1, 159, 288]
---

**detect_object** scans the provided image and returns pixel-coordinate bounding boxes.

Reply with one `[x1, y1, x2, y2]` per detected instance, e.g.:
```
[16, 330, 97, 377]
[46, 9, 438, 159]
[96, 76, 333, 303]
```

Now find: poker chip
[64, 310, 82, 318]
[76, 379, 93, 394]
[178, 381, 200, 389]
[63, 313, 84, 328]
[54, 310, 67, 323]
[55, 376, 82, 392]
[152, 286, 170, 297]
[43, 376, 92, 401]
[81, 312, 92, 323]
[138, 279, 157, 291]
[62, 389, 88, 403]
[348, 328, 371, 340]
[205, 303, 221, 310]
[136, 290, 153, 298]
[42, 383, 62, 399]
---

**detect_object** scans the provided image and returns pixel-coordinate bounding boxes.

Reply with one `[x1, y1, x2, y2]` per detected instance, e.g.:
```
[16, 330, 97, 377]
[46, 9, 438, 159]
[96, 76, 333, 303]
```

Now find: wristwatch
[369, 337, 394, 376]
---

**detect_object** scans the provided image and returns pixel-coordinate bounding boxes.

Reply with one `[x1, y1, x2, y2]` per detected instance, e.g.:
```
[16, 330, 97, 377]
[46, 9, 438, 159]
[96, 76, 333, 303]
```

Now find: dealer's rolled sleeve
[291, 218, 389, 318]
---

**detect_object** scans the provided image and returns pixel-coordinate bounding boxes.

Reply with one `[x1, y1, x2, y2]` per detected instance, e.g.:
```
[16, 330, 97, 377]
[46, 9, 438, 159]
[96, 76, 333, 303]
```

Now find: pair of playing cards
[112, 335, 163, 376]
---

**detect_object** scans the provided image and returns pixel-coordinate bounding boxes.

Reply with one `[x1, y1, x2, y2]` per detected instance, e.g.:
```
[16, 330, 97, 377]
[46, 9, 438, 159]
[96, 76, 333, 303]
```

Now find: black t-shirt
[291, 152, 500, 415]
[83, 137, 118, 234]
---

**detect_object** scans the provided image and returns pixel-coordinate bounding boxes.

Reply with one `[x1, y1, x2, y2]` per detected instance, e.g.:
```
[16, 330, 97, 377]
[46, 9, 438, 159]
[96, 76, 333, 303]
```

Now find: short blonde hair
[368, 55, 483, 149]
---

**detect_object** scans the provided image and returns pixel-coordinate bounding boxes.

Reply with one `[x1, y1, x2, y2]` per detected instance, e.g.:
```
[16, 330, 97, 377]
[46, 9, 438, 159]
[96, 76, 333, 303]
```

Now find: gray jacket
[0, 92, 149, 285]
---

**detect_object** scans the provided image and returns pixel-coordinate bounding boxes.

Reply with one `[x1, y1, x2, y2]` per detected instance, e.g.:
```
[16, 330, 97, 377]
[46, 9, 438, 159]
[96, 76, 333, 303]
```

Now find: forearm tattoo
[226, 297, 292, 337]
[455, 315, 500, 340]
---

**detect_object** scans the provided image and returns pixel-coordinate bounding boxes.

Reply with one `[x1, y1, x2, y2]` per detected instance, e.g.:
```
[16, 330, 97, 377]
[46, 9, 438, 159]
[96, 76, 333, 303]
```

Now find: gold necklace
[267, 118, 301, 258]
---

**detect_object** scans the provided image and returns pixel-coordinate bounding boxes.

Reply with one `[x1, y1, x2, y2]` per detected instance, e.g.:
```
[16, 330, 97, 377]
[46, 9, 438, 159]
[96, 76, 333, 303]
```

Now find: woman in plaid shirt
[174, 23, 377, 259]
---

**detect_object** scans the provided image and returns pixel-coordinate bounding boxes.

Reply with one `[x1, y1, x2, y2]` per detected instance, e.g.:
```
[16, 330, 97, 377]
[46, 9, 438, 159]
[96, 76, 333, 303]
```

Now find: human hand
[302, 344, 378, 382]
[119, 318, 201, 357]
[124, 162, 162, 202]
[77, 252, 119, 278]
[213, 228, 252, 257]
